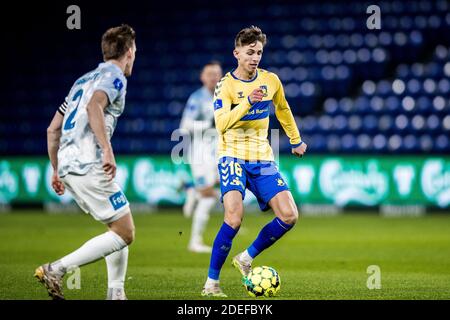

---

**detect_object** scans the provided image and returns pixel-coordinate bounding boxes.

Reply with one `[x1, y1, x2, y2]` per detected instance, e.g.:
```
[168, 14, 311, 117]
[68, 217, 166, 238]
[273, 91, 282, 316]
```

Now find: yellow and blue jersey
[213, 68, 302, 161]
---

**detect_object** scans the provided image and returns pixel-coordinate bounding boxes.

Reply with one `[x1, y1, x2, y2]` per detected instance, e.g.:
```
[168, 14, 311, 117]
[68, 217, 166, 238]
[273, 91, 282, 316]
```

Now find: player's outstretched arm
[272, 75, 306, 157]
[86, 90, 116, 180]
[47, 111, 65, 195]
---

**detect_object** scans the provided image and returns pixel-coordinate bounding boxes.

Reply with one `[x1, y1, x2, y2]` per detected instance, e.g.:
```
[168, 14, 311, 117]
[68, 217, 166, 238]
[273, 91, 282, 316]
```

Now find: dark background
[2, 0, 449, 155]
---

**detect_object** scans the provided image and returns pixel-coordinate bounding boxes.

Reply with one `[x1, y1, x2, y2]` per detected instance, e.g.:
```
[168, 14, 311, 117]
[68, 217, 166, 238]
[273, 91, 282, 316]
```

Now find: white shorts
[190, 161, 218, 189]
[61, 164, 130, 224]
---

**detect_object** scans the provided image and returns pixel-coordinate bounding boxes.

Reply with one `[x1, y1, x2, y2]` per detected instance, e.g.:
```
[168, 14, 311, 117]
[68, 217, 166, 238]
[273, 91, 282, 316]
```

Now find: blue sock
[208, 222, 239, 280]
[247, 217, 294, 259]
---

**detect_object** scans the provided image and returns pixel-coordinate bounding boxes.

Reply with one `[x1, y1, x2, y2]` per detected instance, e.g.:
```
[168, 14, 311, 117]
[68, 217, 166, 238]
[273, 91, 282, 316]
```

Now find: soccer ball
[243, 266, 281, 297]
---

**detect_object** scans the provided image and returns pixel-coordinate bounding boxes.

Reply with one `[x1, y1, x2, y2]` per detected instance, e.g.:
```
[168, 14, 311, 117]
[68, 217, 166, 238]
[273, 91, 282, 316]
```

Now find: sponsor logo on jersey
[113, 78, 124, 91]
[214, 99, 223, 110]
[237, 91, 244, 99]
[109, 191, 128, 211]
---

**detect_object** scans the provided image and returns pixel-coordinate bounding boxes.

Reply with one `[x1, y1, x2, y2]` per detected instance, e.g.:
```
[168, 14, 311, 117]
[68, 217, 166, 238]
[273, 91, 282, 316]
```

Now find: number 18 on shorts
[218, 157, 289, 211]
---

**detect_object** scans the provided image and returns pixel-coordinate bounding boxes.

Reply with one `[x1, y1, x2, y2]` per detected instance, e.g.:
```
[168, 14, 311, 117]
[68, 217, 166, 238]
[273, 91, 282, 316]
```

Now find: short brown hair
[203, 60, 222, 69]
[234, 26, 267, 47]
[101, 24, 136, 61]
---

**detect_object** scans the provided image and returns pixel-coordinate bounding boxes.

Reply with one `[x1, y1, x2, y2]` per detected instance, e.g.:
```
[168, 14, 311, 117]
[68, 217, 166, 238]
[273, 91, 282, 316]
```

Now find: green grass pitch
[0, 210, 449, 300]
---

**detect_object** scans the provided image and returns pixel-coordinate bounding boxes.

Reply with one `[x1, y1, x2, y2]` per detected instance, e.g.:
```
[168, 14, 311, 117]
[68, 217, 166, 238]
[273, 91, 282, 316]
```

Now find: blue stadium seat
[4, 1, 450, 155]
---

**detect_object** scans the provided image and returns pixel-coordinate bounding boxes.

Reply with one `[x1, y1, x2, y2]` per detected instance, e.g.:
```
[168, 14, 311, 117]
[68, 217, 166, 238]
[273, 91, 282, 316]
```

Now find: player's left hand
[51, 172, 65, 195]
[102, 147, 117, 181]
[292, 142, 307, 158]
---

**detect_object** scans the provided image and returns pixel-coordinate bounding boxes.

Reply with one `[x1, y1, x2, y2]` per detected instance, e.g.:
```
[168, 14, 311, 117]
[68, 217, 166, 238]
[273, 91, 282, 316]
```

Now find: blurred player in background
[35, 25, 137, 300]
[202, 26, 307, 297]
[180, 61, 223, 253]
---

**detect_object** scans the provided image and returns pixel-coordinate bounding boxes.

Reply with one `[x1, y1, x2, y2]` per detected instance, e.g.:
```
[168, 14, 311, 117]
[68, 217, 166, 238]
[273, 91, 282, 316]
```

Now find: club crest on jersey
[277, 178, 285, 186]
[237, 91, 244, 99]
[230, 177, 244, 189]
[260, 85, 268, 97]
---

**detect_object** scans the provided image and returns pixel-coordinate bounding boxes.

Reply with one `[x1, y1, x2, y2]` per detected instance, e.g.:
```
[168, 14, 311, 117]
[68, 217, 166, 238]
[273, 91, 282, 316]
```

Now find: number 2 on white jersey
[63, 89, 84, 130]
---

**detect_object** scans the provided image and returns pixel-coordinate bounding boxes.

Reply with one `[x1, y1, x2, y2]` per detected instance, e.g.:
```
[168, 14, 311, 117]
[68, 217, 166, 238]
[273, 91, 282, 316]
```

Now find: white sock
[205, 277, 219, 287]
[183, 187, 198, 217]
[57, 231, 127, 271]
[106, 246, 129, 289]
[186, 187, 197, 202]
[190, 197, 215, 245]
[240, 250, 253, 264]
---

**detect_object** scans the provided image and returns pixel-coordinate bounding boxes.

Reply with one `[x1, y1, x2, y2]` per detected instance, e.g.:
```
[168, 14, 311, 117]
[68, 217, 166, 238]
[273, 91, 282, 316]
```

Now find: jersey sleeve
[272, 74, 302, 147]
[180, 94, 211, 133]
[183, 94, 201, 119]
[213, 77, 252, 134]
[94, 71, 126, 104]
[57, 97, 69, 116]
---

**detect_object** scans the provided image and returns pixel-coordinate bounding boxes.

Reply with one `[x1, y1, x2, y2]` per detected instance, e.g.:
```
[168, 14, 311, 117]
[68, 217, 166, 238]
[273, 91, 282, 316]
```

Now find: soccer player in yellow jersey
[202, 26, 307, 297]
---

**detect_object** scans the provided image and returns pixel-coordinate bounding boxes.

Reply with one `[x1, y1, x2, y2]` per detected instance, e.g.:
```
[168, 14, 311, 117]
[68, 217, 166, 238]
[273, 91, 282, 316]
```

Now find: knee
[224, 202, 243, 229]
[225, 216, 242, 229]
[127, 227, 135, 245]
[118, 225, 135, 245]
[280, 206, 299, 226]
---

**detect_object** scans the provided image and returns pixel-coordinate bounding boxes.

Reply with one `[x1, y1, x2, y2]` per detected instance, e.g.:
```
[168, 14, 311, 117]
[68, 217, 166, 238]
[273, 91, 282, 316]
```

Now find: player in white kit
[35, 25, 137, 300]
[180, 61, 223, 253]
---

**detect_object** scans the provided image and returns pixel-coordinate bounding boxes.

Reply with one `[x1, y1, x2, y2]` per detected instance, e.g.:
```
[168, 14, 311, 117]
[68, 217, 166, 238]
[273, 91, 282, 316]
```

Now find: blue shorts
[218, 157, 289, 211]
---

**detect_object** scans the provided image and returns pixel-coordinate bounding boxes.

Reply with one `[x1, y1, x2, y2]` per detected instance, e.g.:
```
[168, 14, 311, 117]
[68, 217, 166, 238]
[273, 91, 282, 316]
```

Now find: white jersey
[58, 62, 127, 177]
[180, 86, 217, 166]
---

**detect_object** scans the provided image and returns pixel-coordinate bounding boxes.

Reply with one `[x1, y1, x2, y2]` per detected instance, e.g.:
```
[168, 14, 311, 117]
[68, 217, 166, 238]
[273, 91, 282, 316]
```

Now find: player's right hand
[248, 88, 264, 104]
[103, 147, 117, 181]
[51, 172, 65, 195]
[292, 142, 307, 158]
